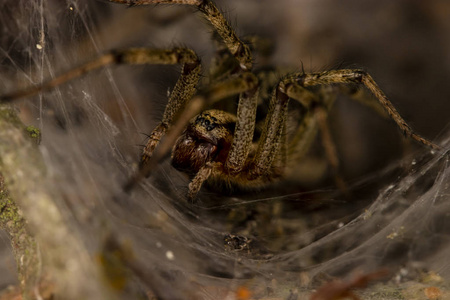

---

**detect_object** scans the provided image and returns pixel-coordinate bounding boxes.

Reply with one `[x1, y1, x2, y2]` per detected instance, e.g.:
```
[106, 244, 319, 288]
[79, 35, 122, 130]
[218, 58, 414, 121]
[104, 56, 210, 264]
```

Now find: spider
[1, 0, 441, 202]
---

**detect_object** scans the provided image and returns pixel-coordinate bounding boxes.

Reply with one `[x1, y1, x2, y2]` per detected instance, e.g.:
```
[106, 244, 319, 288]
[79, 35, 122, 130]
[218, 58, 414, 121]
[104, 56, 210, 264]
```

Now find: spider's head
[171, 110, 236, 174]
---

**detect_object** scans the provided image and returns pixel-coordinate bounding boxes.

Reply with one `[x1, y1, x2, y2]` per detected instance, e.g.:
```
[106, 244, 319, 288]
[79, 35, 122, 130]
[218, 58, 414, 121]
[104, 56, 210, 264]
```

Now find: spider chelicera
[1, 0, 441, 202]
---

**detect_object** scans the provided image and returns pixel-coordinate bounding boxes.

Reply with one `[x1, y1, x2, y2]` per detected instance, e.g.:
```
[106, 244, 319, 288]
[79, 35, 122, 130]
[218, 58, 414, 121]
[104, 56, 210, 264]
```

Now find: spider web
[0, 0, 449, 299]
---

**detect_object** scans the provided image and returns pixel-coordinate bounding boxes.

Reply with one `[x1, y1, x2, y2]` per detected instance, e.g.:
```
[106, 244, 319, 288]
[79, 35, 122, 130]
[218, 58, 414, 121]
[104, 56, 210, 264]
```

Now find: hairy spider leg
[286, 81, 405, 190]
[188, 161, 216, 201]
[247, 77, 331, 181]
[314, 105, 348, 192]
[246, 78, 322, 180]
[1, 54, 118, 102]
[284, 82, 323, 161]
[294, 69, 441, 151]
[0, 48, 201, 111]
[247, 83, 290, 179]
[285, 81, 354, 192]
[0, 47, 203, 163]
[225, 85, 259, 173]
[136, 48, 201, 165]
[106, 0, 253, 70]
[335, 84, 389, 119]
[242, 68, 441, 186]
[284, 82, 346, 190]
[286, 69, 442, 188]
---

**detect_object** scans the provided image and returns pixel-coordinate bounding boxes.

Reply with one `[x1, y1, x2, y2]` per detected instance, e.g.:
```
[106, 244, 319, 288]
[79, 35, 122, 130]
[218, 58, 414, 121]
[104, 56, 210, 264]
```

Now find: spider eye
[195, 116, 216, 131]
[195, 116, 204, 124]
[204, 120, 216, 131]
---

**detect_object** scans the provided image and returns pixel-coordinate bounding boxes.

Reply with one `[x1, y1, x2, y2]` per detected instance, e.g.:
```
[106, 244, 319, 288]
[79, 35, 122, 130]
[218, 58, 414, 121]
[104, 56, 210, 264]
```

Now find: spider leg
[271, 121, 287, 175]
[285, 82, 348, 191]
[281, 69, 440, 188]
[0, 47, 202, 165]
[187, 162, 221, 202]
[1, 48, 200, 103]
[248, 82, 291, 179]
[1, 53, 118, 102]
[314, 105, 347, 193]
[284, 83, 323, 161]
[203, 71, 261, 176]
[106, 0, 253, 70]
[292, 69, 441, 150]
[224, 85, 259, 174]
[336, 85, 389, 119]
[248, 76, 335, 180]
[138, 48, 201, 164]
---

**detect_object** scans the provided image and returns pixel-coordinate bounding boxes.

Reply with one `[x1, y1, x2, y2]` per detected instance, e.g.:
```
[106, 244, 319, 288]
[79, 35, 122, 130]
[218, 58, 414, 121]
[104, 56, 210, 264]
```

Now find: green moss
[0, 106, 41, 145]
[0, 188, 26, 242]
[25, 125, 41, 141]
[0, 106, 22, 128]
[0, 172, 38, 296]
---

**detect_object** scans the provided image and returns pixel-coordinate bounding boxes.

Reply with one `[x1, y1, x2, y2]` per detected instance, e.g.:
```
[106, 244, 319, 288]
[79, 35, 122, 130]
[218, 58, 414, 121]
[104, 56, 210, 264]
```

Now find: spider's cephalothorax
[0, 0, 441, 202]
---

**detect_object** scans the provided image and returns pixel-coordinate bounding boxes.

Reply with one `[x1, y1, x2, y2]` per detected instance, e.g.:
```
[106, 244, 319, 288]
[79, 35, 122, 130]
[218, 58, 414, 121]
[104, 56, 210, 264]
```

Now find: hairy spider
[1, 0, 441, 202]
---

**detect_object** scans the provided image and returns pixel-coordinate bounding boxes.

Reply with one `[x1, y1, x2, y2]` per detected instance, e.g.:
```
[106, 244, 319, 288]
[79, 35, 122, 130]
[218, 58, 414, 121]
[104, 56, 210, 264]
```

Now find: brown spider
[1, 0, 441, 202]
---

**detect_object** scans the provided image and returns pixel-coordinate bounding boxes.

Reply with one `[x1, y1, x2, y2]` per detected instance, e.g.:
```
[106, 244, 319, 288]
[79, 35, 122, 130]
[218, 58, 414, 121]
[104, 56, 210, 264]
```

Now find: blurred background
[0, 0, 449, 299]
